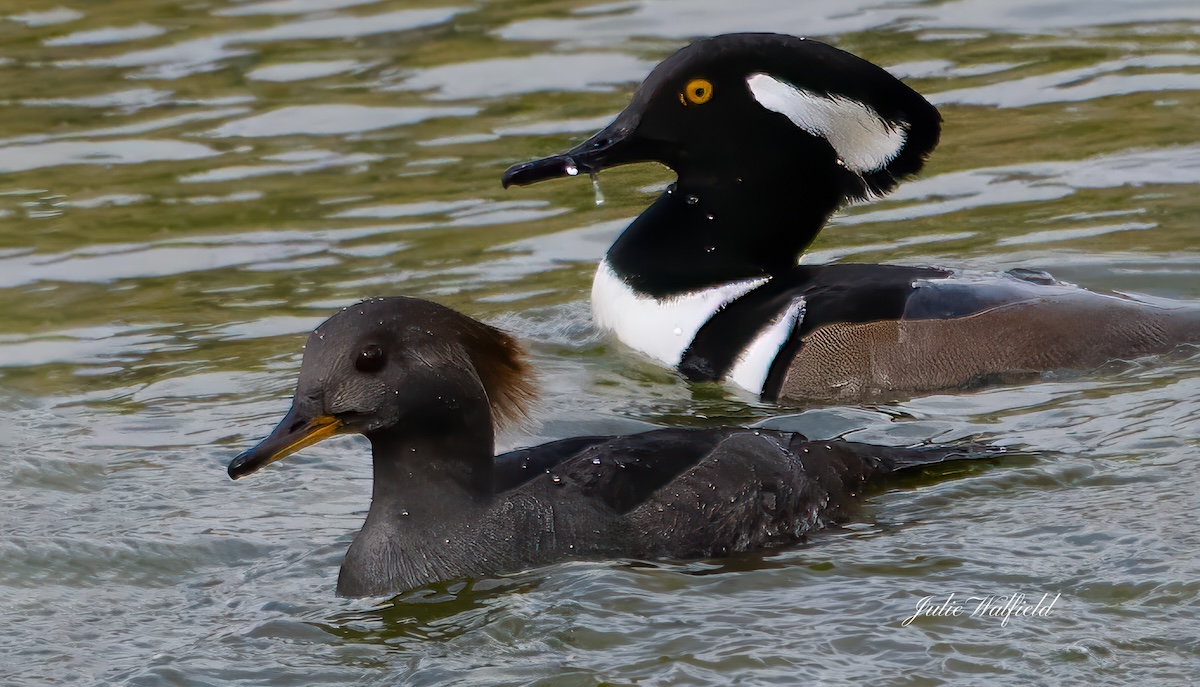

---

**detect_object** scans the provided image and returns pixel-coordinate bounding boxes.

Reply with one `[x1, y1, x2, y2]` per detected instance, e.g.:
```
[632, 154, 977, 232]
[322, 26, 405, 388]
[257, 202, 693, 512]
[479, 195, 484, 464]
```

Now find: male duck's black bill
[501, 117, 642, 188]
[228, 410, 343, 480]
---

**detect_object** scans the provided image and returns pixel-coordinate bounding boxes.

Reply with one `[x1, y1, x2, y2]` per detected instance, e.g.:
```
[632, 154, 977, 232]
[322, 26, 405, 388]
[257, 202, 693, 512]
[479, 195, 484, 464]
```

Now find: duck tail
[869, 442, 1006, 474]
[786, 434, 1004, 506]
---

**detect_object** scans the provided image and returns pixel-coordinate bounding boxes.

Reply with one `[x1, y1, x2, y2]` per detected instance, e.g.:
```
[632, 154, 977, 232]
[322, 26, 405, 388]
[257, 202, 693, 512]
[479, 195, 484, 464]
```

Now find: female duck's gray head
[228, 296, 534, 480]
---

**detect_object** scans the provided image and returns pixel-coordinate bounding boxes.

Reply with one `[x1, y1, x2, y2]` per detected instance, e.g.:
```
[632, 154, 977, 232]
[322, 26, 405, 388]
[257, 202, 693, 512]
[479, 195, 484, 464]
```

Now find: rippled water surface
[2, 1, 1199, 685]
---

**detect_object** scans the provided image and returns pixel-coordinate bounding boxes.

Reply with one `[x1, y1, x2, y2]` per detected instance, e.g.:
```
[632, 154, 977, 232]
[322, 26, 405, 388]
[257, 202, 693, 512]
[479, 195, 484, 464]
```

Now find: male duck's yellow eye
[683, 78, 714, 105]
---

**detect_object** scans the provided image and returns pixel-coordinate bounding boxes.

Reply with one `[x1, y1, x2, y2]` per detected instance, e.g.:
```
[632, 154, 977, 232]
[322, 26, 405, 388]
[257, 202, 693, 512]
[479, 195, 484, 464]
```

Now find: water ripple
[207, 105, 478, 138]
[395, 53, 658, 100]
[0, 138, 219, 173]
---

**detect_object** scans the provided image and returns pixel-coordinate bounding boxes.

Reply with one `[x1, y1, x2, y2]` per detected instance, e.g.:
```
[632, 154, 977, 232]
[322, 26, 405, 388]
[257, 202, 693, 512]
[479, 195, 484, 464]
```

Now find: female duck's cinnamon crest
[502, 32, 1200, 404]
[229, 296, 1000, 598]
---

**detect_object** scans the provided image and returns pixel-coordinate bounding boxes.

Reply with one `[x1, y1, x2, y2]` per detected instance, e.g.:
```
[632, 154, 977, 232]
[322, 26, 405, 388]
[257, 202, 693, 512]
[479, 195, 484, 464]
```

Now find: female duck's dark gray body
[228, 297, 988, 597]
[340, 427, 954, 597]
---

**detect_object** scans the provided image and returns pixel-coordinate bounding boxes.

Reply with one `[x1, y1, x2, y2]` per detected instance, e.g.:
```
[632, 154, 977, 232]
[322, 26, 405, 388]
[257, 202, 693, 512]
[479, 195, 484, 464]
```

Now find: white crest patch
[591, 259, 768, 367]
[728, 296, 805, 394]
[746, 72, 908, 174]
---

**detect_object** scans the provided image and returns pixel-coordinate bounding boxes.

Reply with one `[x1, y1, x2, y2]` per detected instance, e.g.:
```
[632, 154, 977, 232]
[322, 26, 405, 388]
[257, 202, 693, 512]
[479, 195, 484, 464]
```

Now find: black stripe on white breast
[680, 280, 808, 385]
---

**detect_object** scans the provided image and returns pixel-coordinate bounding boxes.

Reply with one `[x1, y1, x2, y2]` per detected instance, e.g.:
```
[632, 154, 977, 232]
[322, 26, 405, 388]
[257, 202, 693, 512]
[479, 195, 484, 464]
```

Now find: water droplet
[589, 172, 605, 206]
[753, 430, 761, 436]
[705, 213, 715, 221]
[685, 194, 699, 205]
[704, 245, 715, 253]
[834, 158, 846, 167]
[564, 156, 579, 176]
[444, 538, 451, 544]
[552, 475, 562, 484]
[591, 457, 601, 465]
[400, 510, 410, 517]
[673, 327, 682, 336]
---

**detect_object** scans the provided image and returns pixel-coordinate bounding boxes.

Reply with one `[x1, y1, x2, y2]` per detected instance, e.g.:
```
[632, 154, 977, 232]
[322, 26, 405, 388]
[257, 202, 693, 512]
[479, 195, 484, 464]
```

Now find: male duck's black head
[228, 297, 534, 490]
[502, 33, 941, 295]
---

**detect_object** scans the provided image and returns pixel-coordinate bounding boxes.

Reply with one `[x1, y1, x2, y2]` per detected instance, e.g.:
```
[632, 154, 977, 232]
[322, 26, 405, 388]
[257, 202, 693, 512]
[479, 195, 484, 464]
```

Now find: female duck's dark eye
[355, 344, 386, 373]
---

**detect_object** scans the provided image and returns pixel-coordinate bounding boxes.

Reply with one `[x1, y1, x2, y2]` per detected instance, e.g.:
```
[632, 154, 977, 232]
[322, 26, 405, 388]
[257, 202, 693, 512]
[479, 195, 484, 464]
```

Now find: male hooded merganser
[228, 296, 996, 597]
[502, 33, 1200, 403]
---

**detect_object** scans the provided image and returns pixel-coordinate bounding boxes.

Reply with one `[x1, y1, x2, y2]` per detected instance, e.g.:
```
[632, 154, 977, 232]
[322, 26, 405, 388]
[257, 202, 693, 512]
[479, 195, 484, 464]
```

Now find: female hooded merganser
[228, 296, 995, 597]
[502, 33, 1200, 403]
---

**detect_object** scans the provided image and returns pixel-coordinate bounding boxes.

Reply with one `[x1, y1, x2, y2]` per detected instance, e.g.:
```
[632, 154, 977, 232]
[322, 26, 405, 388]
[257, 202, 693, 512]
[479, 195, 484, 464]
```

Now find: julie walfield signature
[901, 593, 1061, 627]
